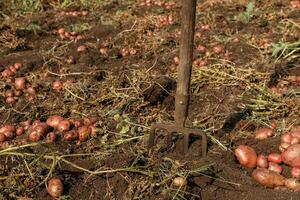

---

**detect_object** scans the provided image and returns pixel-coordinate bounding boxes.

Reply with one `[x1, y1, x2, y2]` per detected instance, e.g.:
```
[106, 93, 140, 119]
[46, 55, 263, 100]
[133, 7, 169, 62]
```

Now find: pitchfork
[148, 0, 207, 156]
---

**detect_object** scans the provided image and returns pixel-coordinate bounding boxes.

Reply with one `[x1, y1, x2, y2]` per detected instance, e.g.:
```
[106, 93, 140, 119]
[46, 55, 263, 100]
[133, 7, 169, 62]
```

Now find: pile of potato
[235, 126, 300, 191]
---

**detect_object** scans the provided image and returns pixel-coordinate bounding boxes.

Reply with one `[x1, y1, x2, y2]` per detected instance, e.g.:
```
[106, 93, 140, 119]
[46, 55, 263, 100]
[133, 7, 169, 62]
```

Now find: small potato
[279, 142, 290, 152]
[282, 144, 300, 167]
[285, 178, 300, 191]
[291, 130, 300, 139]
[257, 154, 268, 168]
[172, 177, 187, 187]
[252, 168, 285, 188]
[281, 133, 292, 144]
[255, 128, 273, 140]
[268, 162, 283, 174]
[235, 145, 257, 168]
[291, 137, 300, 145]
[291, 167, 300, 178]
[46, 116, 64, 129]
[268, 153, 282, 164]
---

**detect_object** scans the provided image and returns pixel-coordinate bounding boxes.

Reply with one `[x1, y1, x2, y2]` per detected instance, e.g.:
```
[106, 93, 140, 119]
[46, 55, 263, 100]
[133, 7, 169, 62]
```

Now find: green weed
[236, 2, 255, 23]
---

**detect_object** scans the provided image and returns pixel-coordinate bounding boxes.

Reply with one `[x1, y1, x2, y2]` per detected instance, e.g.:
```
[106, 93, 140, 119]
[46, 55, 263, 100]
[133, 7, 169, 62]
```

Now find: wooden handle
[174, 0, 197, 126]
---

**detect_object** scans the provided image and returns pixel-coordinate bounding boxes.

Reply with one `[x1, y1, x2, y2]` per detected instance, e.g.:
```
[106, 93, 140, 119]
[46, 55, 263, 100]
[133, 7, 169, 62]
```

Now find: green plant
[271, 40, 300, 62]
[68, 23, 91, 33]
[236, 2, 255, 23]
[10, 0, 44, 14]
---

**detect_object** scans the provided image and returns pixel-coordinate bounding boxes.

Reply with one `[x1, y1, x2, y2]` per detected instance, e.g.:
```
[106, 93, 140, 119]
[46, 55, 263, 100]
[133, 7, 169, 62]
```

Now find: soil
[1, 0, 300, 200]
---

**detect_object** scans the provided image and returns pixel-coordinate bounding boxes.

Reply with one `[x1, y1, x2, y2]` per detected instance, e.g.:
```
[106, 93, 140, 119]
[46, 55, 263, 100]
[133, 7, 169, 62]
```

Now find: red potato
[0, 125, 15, 134]
[291, 167, 300, 178]
[2, 69, 13, 78]
[268, 162, 283, 174]
[3, 130, 14, 139]
[77, 45, 86, 53]
[252, 168, 285, 188]
[173, 56, 180, 65]
[99, 47, 108, 56]
[16, 127, 24, 136]
[81, 11, 88, 16]
[129, 49, 137, 55]
[257, 154, 268, 168]
[58, 28, 65, 35]
[195, 32, 201, 38]
[255, 128, 273, 140]
[290, 130, 300, 139]
[291, 137, 300, 144]
[279, 142, 290, 152]
[47, 178, 63, 198]
[53, 80, 63, 91]
[32, 120, 41, 126]
[5, 90, 14, 98]
[282, 144, 300, 167]
[32, 123, 48, 137]
[63, 131, 78, 141]
[26, 87, 36, 96]
[10, 66, 17, 73]
[45, 132, 57, 143]
[172, 177, 187, 187]
[212, 45, 225, 54]
[46, 116, 64, 129]
[66, 56, 75, 64]
[270, 122, 277, 130]
[285, 178, 300, 191]
[21, 120, 32, 130]
[268, 153, 282, 164]
[234, 145, 257, 168]
[14, 90, 23, 97]
[83, 117, 97, 126]
[0, 133, 6, 142]
[281, 133, 292, 144]
[28, 131, 42, 142]
[21, 138, 27, 145]
[5, 97, 16, 104]
[73, 120, 82, 128]
[57, 120, 71, 132]
[196, 45, 206, 54]
[78, 126, 90, 142]
[14, 77, 26, 90]
[14, 63, 23, 69]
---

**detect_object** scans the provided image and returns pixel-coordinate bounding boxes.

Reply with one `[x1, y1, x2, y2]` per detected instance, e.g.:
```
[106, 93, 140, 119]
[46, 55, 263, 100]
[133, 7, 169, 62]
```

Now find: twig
[118, 20, 138, 35]
[64, 87, 85, 101]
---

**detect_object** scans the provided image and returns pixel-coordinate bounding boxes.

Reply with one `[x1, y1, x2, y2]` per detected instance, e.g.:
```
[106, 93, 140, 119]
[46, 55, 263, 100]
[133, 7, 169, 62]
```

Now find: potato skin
[282, 144, 300, 167]
[252, 168, 285, 188]
[255, 128, 273, 140]
[257, 154, 268, 168]
[285, 178, 300, 191]
[235, 145, 257, 168]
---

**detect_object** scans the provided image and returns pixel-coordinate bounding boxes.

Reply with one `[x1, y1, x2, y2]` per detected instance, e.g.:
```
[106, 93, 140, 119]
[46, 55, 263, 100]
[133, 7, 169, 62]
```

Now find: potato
[291, 137, 300, 145]
[291, 167, 300, 178]
[279, 142, 290, 152]
[267, 153, 282, 164]
[285, 178, 300, 191]
[281, 133, 292, 144]
[257, 154, 268, 168]
[255, 128, 273, 140]
[290, 130, 300, 139]
[282, 144, 300, 167]
[268, 162, 282, 174]
[252, 168, 285, 188]
[235, 145, 257, 168]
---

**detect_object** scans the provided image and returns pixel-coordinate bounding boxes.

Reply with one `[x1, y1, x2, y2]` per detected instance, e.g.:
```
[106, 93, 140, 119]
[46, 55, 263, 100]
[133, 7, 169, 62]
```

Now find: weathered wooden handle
[174, 0, 197, 126]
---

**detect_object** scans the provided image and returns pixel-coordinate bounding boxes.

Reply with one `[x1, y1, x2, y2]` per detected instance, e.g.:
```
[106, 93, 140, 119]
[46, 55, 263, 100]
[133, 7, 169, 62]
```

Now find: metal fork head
[148, 123, 207, 157]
